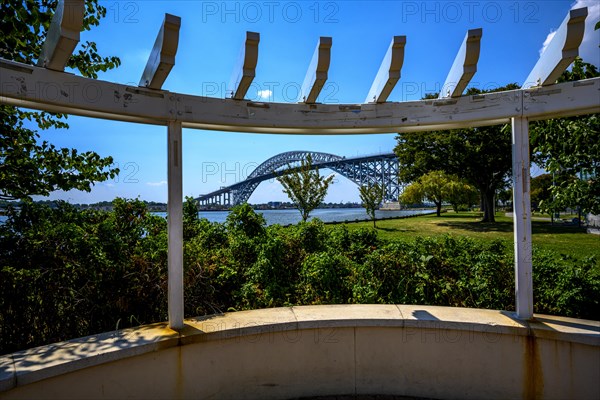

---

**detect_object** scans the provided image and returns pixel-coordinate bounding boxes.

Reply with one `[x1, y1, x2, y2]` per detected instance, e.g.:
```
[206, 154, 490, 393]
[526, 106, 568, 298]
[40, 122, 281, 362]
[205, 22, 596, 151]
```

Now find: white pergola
[1, 1, 597, 329]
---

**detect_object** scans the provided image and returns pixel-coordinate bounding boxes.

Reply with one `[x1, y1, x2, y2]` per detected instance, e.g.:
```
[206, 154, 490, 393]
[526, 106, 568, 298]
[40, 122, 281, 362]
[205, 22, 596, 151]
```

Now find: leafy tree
[445, 179, 479, 212]
[276, 155, 334, 222]
[497, 187, 512, 209]
[0, 0, 121, 200]
[400, 170, 463, 216]
[530, 58, 599, 215]
[530, 174, 554, 213]
[399, 182, 426, 206]
[359, 183, 384, 228]
[395, 84, 519, 222]
[183, 196, 201, 240]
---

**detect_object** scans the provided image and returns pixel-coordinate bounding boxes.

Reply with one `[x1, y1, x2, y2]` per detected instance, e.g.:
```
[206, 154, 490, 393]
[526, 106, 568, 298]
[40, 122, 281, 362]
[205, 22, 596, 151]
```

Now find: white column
[167, 121, 184, 329]
[511, 116, 533, 320]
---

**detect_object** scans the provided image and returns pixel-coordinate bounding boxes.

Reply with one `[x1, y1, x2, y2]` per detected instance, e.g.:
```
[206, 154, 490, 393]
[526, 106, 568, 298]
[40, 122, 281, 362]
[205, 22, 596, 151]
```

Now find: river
[0, 208, 433, 226]
[156, 208, 432, 225]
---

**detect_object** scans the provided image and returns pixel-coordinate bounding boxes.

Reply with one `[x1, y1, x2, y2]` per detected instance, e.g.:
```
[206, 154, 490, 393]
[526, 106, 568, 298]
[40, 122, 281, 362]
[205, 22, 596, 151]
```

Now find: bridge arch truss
[196, 151, 401, 207]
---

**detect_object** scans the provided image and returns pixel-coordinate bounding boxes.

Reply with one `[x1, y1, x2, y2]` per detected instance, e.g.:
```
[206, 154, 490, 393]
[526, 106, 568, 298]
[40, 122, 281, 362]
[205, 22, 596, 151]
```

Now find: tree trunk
[435, 201, 442, 217]
[481, 190, 496, 222]
[373, 218, 376, 228]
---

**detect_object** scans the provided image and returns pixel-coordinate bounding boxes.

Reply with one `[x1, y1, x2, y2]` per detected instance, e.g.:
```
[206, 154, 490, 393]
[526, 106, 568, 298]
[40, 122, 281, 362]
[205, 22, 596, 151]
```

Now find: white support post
[511, 116, 533, 320]
[167, 120, 184, 330]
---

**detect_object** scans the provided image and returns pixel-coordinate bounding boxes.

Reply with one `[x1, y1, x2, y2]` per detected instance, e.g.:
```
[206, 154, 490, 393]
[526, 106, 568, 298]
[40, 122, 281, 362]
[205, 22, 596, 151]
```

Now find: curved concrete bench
[1, 305, 599, 399]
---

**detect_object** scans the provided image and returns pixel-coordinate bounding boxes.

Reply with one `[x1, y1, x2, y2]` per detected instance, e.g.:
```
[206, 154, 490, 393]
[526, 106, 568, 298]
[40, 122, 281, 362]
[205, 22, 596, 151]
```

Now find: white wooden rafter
[139, 14, 181, 90]
[365, 36, 406, 103]
[439, 28, 482, 99]
[37, 0, 85, 71]
[523, 7, 588, 88]
[300, 37, 332, 104]
[228, 32, 260, 100]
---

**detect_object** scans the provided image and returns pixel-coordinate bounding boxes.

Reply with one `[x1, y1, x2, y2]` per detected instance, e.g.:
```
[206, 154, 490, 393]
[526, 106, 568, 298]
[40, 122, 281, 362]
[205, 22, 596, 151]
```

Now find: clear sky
[31, 0, 600, 204]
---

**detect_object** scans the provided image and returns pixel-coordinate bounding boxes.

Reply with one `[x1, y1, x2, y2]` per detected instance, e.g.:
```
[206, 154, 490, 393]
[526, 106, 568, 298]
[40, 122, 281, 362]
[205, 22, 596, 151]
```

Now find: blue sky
[32, 0, 600, 204]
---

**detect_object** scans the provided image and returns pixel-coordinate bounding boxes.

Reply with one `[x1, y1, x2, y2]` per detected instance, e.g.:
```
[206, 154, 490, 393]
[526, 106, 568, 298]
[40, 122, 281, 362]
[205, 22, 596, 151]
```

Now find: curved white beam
[300, 37, 332, 104]
[228, 32, 260, 100]
[365, 36, 406, 104]
[37, 0, 85, 71]
[439, 28, 482, 99]
[523, 7, 587, 88]
[139, 14, 181, 90]
[1, 59, 598, 134]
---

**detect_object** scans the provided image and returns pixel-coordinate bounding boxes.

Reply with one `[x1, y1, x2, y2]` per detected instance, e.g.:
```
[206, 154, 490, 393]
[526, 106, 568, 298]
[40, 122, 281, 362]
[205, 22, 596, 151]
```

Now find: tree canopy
[0, 0, 121, 201]
[276, 155, 334, 222]
[399, 170, 476, 216]
[530, 174, 554, 213]
[395, 84, 518, 222]
[530, 58, 599, 215]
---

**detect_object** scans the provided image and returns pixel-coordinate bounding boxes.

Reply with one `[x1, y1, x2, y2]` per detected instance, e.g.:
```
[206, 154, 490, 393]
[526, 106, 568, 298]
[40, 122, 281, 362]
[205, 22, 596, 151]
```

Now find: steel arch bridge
[196, 151, 400, 207]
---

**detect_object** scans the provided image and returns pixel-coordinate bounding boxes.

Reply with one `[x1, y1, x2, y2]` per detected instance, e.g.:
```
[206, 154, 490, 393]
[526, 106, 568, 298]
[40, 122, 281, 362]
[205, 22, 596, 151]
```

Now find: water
[154, 208, 433, 225]
[0, 208, 433, 226]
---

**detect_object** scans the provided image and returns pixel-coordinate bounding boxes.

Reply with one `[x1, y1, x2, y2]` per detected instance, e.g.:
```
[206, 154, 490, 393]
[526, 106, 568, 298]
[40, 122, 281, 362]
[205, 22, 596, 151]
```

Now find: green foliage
[299, 252, 353, 304]
[530, 58, 599, 215]
[0, 0, 121, 200]
[226, 203, 266, 238]
[530, 174, 554, 213]
[400, 171, 476, 216]
[183, 196, 200, 239]
[533, 251, 600, 319]
[0, 107, 119, 200]
[359, 183, 384, 227]
[395, 84, 519, 222]
[1, 200, 598, 355]
[445, 179, 479, 212]
[0, 199, 167, 354]
[352, 237, 514, 308]
[0, 0, 120, 76]
[276, 155, 334, 221]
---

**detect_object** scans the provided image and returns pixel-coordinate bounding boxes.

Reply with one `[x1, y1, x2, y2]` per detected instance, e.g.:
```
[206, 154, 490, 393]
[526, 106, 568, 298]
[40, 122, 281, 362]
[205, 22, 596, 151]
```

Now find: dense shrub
[299, 251, 354, 304]
[533, 250, 600, 320]
[1, 200, 598, 354]
[0, 199, 168, 354]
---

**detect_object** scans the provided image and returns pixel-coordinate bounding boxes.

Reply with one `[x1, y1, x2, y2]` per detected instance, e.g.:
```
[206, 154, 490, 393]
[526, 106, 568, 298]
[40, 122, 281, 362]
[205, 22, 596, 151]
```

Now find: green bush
[533, 251, 599, 320]
[0, 199, 168, 354]
[298, 251, 353, 304]
[1, 200, 598, 355]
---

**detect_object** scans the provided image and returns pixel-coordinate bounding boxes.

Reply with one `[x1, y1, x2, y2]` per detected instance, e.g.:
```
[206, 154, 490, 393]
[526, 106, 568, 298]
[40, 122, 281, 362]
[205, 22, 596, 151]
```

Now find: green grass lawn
[345, 211, 600, 260]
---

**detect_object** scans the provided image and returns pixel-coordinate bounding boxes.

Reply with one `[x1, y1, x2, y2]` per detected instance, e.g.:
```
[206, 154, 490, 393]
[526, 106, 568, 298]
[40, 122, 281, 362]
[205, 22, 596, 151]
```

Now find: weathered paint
[1, 306, 598, 400]
[523, 334, 543, 400]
